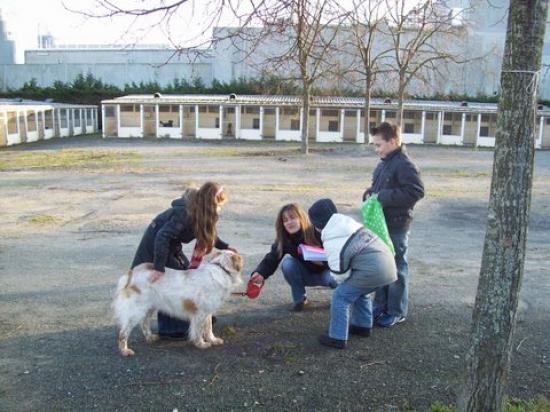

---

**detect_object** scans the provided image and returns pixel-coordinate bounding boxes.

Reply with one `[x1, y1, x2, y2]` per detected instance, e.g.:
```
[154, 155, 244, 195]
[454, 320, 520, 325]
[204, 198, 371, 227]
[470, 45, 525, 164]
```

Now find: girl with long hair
[131, 181, 236, 338]
[250, 203, 336, 311]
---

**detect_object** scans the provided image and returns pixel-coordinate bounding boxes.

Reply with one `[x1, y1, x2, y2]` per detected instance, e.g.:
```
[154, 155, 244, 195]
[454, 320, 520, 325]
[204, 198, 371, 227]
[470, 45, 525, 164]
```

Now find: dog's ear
[230, 253, 244, 273]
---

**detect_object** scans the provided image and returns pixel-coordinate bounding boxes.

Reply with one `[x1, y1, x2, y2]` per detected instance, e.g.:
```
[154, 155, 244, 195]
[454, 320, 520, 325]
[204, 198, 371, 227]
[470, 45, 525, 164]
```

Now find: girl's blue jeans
[281, 256, 336, 304]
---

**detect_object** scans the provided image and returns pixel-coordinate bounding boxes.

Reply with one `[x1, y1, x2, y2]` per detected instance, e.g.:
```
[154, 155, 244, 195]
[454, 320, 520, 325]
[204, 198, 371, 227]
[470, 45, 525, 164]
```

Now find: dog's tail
[116, 270, 141, 299]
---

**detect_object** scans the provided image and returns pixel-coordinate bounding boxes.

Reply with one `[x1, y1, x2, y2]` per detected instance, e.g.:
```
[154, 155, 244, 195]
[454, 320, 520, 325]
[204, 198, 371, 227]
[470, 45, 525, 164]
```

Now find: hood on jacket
[171, 197, 187, 208]
[308, 198, 337, 230]
[322, 214, 363, 243]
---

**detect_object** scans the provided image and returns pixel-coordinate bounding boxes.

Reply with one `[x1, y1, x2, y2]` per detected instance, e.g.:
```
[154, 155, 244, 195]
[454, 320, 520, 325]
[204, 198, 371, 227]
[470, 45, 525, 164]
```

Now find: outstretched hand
[226, 245, 239, 254]
[149, 270, 164, 283]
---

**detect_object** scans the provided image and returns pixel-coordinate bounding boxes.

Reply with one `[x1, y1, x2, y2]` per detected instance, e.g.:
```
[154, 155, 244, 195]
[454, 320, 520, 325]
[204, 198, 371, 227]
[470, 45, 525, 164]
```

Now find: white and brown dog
[113, 250, 243, 357]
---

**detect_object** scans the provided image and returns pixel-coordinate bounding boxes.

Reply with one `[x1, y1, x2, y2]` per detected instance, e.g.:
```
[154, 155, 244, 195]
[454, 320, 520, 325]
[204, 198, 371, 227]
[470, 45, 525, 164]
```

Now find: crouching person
[308, 198, 397, 349]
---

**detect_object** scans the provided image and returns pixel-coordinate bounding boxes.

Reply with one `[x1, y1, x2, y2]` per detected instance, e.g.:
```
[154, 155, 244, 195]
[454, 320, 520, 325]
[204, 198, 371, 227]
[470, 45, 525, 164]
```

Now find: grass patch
[28, 214, 62, 225]
[0, 149, 142, 171]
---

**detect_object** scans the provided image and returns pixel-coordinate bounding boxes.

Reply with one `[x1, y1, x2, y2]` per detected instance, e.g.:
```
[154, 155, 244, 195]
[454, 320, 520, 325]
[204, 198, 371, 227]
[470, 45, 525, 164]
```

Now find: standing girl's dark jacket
[131, 197, 228, 272]
[253, 230, 327, 279]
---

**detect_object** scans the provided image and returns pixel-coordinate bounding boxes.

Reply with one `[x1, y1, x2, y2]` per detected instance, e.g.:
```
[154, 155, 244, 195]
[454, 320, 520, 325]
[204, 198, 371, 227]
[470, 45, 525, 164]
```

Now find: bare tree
[383, 0, 470, 126]
[235, 0, 344, 154]
[457, 0, 549, 410]
[341, 0, 391, 141]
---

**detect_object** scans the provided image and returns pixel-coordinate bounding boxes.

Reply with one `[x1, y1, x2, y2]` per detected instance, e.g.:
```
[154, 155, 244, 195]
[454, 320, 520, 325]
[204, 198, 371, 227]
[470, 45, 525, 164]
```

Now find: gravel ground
[0, 136, 549, 411]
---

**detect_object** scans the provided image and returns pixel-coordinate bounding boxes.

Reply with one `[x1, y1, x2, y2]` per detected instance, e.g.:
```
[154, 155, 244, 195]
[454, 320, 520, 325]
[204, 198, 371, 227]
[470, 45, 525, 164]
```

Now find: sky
[0, 0, 238, 63]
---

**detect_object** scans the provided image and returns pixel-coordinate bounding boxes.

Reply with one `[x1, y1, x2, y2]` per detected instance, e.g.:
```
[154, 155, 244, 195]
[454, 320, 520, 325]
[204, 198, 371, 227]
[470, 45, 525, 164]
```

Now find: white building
[101, 94, 550, 149]
[0, 99, 98, 147]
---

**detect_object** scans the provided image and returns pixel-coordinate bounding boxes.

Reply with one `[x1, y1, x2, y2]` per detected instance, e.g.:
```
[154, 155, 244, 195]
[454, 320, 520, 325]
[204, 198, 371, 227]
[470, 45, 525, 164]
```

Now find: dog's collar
[213, 262, 232, 276]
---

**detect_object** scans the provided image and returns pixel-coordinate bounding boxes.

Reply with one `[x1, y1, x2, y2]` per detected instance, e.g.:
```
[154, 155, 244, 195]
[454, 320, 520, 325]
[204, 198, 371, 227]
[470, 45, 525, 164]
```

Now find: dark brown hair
[275, 203, 321, 257]
[370, 122, 402, 145]
[186, 182, 228, 255]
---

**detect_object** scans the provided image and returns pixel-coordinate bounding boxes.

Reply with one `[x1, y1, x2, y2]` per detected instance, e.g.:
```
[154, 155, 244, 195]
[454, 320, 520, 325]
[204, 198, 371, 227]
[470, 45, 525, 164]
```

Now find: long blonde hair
[275, 203, 320, 258]
[186, 182, 227, 255]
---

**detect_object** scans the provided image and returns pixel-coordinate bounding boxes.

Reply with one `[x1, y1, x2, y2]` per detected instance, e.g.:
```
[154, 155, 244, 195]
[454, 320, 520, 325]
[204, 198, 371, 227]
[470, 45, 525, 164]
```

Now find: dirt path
[1, 136, 549, 411]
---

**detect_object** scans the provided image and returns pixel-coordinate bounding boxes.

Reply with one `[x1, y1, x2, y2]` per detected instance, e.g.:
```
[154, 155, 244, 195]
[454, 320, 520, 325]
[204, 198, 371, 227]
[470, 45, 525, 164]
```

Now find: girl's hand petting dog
[149, 270, 164, 283]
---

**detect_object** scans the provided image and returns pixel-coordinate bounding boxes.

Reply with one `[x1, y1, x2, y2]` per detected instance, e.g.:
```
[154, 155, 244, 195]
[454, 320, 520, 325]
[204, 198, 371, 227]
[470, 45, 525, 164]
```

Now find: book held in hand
[298, 244, 327, 261]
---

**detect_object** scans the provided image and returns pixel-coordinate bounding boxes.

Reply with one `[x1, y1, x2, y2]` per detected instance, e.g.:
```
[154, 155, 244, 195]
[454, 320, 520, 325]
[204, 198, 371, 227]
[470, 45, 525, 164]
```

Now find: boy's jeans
[329, 282, 377, 340]
[282, 256, 336, 304]
[374, 228, 410, 318]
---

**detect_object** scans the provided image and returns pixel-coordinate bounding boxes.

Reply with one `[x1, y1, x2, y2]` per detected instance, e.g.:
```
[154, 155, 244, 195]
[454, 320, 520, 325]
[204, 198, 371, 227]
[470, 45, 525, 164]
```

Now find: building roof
[101, 94, 550, 115]
[0, 98, 96, 110]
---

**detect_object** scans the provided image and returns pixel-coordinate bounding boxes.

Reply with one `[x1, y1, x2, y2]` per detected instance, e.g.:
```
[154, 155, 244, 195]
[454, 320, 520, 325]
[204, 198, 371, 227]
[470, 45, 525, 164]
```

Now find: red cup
[245, 278, 263, 299]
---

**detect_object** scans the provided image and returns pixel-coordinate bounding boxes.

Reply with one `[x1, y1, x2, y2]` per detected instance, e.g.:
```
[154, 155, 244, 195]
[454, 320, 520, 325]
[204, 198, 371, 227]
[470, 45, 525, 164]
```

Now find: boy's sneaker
[348, 324, 371, 337]
[377, 314, 406, 328]
[318, 334, 346, 349]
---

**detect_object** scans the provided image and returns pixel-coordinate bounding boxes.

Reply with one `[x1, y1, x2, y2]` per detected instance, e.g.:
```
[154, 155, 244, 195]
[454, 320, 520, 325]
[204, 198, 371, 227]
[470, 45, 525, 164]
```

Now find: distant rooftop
[102, 94, 550, 115]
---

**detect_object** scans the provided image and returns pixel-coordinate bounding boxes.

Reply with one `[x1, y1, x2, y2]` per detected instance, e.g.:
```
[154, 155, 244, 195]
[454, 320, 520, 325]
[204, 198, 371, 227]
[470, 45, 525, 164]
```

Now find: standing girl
[250, 203, 336, 311]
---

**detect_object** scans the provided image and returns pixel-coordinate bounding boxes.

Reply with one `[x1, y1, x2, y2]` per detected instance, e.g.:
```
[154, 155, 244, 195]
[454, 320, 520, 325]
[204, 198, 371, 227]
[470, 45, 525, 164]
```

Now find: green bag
[361, 194, 395, 255]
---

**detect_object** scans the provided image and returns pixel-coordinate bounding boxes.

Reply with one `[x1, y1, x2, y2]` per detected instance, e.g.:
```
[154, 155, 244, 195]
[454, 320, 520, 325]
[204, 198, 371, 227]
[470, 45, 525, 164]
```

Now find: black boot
[348, 325, 371, 337]
[318, 334, 346, 349]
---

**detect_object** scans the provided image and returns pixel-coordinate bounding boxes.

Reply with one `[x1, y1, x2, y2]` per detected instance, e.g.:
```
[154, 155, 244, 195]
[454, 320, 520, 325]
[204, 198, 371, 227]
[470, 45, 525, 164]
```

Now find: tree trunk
[364, 76, 372, 143]
[397, 82, 405, 127]
[301, 84, 310, 155]
[457, 1, 548, 411]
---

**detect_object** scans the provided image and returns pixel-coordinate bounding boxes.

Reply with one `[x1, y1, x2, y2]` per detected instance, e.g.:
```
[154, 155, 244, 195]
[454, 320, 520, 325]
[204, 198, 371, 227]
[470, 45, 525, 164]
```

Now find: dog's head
[210, 250, 243, 285]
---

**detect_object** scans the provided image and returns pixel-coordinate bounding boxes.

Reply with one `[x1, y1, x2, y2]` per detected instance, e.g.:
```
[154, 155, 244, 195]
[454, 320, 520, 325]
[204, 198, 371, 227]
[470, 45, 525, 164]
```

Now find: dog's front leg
[188, 313, 211, 349]
[140, 309, 159, 343]
[203, 314, 224, 346]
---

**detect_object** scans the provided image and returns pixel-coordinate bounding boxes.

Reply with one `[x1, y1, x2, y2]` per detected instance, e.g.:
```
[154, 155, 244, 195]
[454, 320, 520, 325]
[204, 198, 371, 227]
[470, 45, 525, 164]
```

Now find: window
[86, 109, 93, 126]
[328, 120, 339, 132]
[27, 112, 37, 131]
[105, 106, 116, 117]
[60, 109, 68, 128]
[7, 112, 17, 133]
[385, 111, 396, 118]
[404, 123, 415, 134]
[425, 113, 435, 120]
[290, 119, 300, 130]
[444, 112, 453, 121]
[215, 117, 220, 128]
[283, 108, 298, 116]
[264, 108, 275, 115]
[199, 106, 207, 113]
[465, 114, 472, 122]
[481, 114, 490, 123]
[403, 111, 417, 119]
[252, 118, 260, 129]
[208, 105, 218, 113]
[322, 109, 338, 117]
[309, 109, 316, 116]
[74, 110, 81, 127]
[479, 126, 489, 137]
[121, 104, 137, 112]
[546, 117, 550, 125]
[159, 105, 171, 112]
[225, 107, 235, 114]
[443, 125, 453, 135]
[245, 106, 260, 114]
[45, 111, 54, 129]
[345, 110, 356, 118]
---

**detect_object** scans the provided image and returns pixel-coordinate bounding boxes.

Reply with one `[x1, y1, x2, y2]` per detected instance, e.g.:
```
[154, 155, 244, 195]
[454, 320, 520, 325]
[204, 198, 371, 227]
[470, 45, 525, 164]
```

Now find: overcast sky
[0, 0, 236, 63]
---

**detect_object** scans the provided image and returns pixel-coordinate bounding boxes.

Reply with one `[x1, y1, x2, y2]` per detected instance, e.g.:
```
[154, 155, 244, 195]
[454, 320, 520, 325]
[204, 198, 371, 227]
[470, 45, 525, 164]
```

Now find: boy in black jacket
[363, 122, 424, 327]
